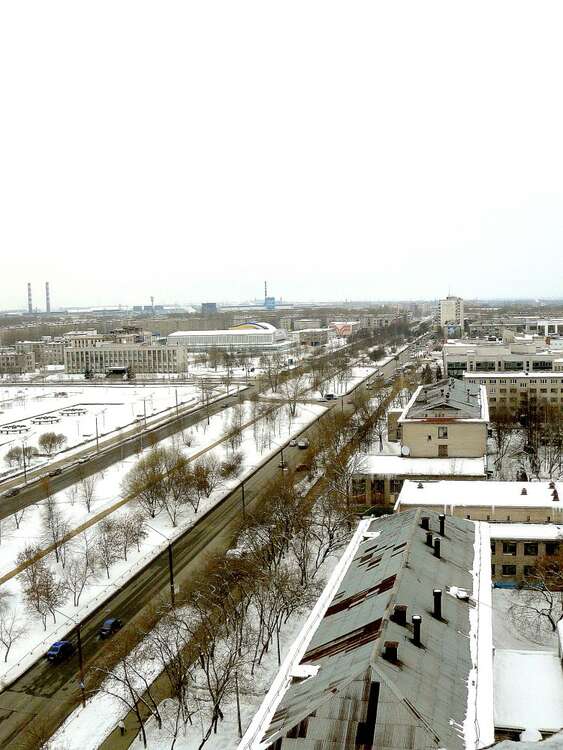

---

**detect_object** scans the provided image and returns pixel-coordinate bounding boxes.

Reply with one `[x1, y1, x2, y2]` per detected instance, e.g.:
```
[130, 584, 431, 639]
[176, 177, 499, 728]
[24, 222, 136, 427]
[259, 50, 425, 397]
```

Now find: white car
[289, 439, 297, 447]
[297, 439, 309, 449]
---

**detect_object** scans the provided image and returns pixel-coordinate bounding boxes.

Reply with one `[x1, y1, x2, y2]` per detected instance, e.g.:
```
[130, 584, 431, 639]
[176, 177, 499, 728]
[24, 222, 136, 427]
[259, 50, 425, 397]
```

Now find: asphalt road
[0, 419, 320, 749]
[0, 389, 251, 521]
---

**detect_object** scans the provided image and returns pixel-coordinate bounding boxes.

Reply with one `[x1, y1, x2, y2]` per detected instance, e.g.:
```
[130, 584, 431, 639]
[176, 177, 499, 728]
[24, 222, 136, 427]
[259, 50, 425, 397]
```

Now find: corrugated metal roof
[404, 378, 482, 420]
[262, 509, 485, 750]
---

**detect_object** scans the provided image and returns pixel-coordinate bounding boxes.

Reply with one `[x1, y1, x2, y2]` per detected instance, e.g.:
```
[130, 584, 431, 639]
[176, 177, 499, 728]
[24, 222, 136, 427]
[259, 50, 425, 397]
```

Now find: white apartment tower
[439, 295, 464, 329]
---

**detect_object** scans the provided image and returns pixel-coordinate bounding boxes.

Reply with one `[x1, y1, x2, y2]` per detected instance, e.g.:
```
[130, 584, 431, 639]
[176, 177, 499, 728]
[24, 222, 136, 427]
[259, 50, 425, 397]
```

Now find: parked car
[297, 439, 309, 449]
[4, 487, 20, 497]
[325, 393, 336, 400]
[78, 456, 90, 464]
[48, 467, 63, 477]
[289, 439, 297, 447]
[99, 617, 123, 639]
[46, 640, 74, 663]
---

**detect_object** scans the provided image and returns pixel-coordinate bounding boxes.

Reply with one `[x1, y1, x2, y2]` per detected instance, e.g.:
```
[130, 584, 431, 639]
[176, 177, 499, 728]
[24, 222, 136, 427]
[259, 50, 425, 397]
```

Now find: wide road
[0, 388, 251, 521]
[0, 408, 327, 749]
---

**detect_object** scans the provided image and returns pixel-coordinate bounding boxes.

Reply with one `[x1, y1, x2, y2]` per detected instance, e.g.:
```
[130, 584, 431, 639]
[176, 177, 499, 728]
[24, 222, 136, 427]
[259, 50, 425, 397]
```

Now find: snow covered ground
[0, 383, 219, 481]
[0, 398, 326, 691]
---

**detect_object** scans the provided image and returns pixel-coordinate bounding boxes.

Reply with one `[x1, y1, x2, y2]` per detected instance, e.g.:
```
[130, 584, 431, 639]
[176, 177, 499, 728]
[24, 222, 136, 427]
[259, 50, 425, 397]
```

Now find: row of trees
[122, 444, 244, 526]
[4, 432, 67, 469]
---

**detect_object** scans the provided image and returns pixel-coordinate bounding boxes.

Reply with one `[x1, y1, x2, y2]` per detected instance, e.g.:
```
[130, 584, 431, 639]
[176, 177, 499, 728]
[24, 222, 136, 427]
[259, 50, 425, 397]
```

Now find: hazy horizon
[2, 1, 563, 308]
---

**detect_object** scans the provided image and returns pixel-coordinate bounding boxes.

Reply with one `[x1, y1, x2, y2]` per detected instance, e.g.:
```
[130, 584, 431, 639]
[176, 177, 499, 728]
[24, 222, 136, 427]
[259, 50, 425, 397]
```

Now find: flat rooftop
[359, 454, 486, 477]
[396, 480, 563, 510]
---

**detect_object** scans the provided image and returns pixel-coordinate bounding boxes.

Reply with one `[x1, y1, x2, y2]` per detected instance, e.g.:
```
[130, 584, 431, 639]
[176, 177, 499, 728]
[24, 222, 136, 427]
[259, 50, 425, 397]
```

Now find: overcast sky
[1, 1, 562, 309]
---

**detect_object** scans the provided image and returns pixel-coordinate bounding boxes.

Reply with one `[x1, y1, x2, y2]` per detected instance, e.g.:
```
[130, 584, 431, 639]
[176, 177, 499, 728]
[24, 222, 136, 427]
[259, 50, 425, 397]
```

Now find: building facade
[0, 348, 35, 374]
[488, 523, 562, 584]
[464, 371, 563, 416]
[64, 343, 186, 374]
[167, 322, 292, 352]
[439, 296, 464, 329]
[443, 339, 563, 379]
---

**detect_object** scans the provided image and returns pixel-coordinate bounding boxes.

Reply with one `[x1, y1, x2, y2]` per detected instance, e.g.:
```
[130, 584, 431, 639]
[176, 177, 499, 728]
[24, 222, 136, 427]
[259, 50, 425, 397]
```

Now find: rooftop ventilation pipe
[521, 487, 528, 495]
[421, 516, 430, 530]
[433, 537, 441, 558]
[391, 604, 407, 626]
[383, 641, 398, 662]
[439, 513, 446, 536]
[412, 615, 422, 647]
[426, 531, 433, 547]
[553, 490, 559, 502]
[433, 589, 443, 619]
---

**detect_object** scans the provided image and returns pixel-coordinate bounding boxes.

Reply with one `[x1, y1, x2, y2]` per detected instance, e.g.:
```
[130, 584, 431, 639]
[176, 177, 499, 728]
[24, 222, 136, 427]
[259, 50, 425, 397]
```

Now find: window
[502, 564, 516, 576]
[503, 541, 517, 555]
[390, 479, 403, 494]
[546, 542, 560, 556]
[438, 426, 448, 439]
[490, 541, 496, 554]
[524, 565, 535, 577]
[438, 444, 448, 457]
[524, 542, 538, 556]
[491, 564, 496, 576]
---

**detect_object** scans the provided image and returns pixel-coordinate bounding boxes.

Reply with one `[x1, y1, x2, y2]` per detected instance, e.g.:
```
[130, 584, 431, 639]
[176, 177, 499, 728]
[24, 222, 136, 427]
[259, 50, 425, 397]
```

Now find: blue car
[99, 617, 123, 639]
[46, 640, 74, 663]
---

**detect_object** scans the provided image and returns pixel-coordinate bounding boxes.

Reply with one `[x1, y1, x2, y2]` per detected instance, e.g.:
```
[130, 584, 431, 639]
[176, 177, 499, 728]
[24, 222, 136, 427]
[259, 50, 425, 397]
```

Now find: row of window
[492, 564, 535, 577]
[491, 540, 560, 556]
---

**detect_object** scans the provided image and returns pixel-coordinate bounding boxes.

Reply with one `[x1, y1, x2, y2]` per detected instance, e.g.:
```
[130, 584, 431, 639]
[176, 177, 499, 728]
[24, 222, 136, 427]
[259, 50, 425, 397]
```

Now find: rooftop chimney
[391, 604, 407, 626]
[412, 615, 422, 647]
[421, 516, 430, 530]
[383, 641, 398, 662]
[426, 531, 433, 547]
[433, 589, 443, 619]
[433, 537, 441, 559]
[439, 513, 446, 536]
[45, 281, 51, 313]
[521, 487, 528, 495]
[27, 283, 32, 314]
[552, 490, 559, 502]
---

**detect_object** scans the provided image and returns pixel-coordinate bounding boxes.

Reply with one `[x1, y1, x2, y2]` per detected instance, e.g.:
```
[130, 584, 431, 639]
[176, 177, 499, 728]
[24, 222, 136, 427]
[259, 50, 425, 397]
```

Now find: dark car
[4, 487, 20, 497]
[99, 618, 123, 639]
[46, 640, 74, 663]
[48, 467, 63, 477]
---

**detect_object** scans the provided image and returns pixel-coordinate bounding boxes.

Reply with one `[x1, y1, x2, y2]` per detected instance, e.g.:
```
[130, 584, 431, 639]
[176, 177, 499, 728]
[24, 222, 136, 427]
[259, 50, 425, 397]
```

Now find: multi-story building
[64, 342, 186, 374]
[167, 322, 292, 352]
[443, 338, 563, 379]
[439, 296, 464, 330]
[488, 523, 562, 584]
[0, 348, 35, 374]
[329, 321, 361, 337]
[463, 371, 563, 416]
[290, 328, 332, 347]
[398, 378, 489, 459]
[468, 316, 563, 339]
[15, 338, 65, 366]
[359, 313, 406, 330]
[395, 479, 563, 523]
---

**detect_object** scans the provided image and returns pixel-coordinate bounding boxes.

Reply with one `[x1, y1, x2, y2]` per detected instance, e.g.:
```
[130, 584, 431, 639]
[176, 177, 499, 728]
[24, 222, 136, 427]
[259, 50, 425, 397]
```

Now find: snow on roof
[359, 454, 486, 477]
[494, 650, 563, 732]
[396, 480, 563, 510]
[465, 371, 563, 380]
[168, 323, 280, 337]
[487, 523, 563, 541]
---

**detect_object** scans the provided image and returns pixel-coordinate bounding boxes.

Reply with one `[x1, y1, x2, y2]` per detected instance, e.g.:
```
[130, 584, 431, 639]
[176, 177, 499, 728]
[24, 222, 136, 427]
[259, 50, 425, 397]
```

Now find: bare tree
[41, 494, 69, 565]
[115, 511, 147, 560]
[63, 531, 98, 606]
[122, 448, 165, 519]
[491, 406, 515, 479]
[97, 518, 120, 578]
[38, 432, 67, 456]
[280, 372, 308, 418]
[78, 473, 98, 514]
[0, 607, 27, 662]
[510, 553, 563, 639]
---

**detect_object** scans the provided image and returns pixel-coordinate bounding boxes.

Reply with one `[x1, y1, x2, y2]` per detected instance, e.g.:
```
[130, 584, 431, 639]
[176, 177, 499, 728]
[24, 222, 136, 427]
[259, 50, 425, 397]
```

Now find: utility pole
[76, 622, 86, 707]
[95, 416, 99, 453]
[21, 440, 27, 484]
[143, 398, 147, 429]
[175, 388, 179, 417]
[168, 543, 176, 605]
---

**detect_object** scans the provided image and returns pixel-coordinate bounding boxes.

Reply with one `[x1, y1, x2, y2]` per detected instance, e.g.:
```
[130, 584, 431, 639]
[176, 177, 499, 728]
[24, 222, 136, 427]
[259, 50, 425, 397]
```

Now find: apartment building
[464, 371, 563, 415]
[359, 313, 406, 330]
[290, 327, 332, 347]
[398, 378, 489, 458]
[439, 295, 464, 330]
[469, 316, 563, 339]
[0, 348, 35, 374]
[15, 339, 65, 366]
[395, 479, 563, 523]
[443, 338, 563, 379]
[488, 523, 562, 584]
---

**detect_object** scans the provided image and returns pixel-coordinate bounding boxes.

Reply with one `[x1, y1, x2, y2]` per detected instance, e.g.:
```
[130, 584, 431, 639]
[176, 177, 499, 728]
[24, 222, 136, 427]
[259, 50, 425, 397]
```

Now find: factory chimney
[27, 283, 33, 314]
[45, 282, 51, 313]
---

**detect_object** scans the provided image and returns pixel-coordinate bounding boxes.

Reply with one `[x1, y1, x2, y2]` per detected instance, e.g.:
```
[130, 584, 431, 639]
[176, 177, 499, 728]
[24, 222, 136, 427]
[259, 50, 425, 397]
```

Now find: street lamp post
[146, 524, 176, 605]
[95, 416, 99, 453]
[21, 438, 27, 484]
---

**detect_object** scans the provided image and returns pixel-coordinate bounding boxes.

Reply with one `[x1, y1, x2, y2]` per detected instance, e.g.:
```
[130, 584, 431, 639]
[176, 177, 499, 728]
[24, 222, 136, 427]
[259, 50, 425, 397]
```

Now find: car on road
[289, 439, 297, 447]
[48, 468, 63, 477]
[4, 487, 20, 497]
[78, 456, 91, 464]
[99, 617, 123, 639]
[297, 439, 309, 449]
[46, 640, 74, 663]
[325, 393, 337, 400]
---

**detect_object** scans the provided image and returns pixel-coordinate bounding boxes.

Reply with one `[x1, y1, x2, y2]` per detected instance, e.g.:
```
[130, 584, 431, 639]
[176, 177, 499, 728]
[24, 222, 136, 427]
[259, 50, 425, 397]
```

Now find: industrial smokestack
[45, 282, 51, 313]
[27, 283, 32, 314]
